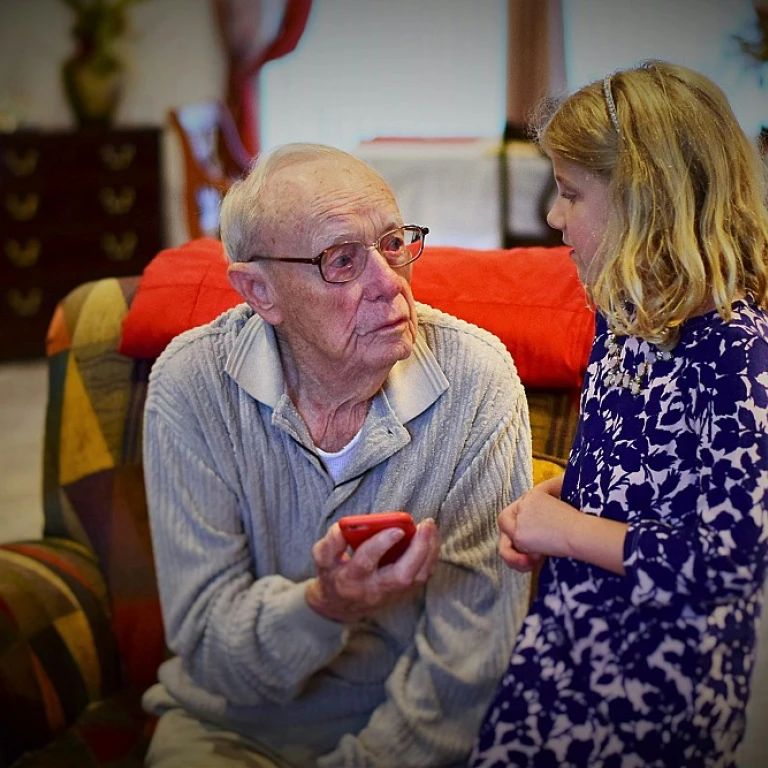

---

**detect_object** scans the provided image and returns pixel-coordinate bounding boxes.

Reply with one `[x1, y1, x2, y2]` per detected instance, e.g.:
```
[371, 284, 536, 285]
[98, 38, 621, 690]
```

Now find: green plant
[59, 0, 151, 73]
[734, 4, 768, 85]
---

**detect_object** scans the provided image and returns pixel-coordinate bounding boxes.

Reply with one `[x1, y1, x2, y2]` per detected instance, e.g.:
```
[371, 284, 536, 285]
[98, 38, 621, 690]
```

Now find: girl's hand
[498, 485, 579, 565]
[536, 472, 565, 499]
[499, 529, 542, 572]
[498, 480, 629, 575]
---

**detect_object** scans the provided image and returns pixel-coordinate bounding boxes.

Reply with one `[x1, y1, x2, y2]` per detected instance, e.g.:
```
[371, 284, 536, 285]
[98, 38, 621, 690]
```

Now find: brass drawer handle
[5, 193, 40, 221]
[101, 231, 137, 261]
[99, 143, 136, 171]
[99, 186, 136, 215]
[6, 286, 42, 317]
[3, 148, 39, 176]
[5, 238, 41, 267]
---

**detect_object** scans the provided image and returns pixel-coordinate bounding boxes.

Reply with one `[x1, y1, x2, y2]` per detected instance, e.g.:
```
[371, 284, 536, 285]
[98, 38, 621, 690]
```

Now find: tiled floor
[0, 359, 47, 544]
[0, 357, 766, 759]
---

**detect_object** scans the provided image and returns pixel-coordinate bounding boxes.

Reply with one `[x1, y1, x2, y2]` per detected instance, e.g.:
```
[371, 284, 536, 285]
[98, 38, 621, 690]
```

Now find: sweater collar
[224, 313, 449, 425]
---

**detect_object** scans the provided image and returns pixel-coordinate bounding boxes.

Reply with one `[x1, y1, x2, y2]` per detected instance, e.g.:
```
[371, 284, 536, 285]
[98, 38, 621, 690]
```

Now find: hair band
[603, 76, 621, 135]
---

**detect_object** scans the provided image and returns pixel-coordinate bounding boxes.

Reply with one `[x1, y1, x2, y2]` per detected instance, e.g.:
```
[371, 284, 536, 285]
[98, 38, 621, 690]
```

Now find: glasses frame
[246, 224, 429, 284]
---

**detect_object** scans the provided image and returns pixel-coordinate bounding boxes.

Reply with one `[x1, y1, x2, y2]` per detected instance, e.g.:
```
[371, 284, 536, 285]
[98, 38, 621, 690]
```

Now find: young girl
[471, 61, 768, 768]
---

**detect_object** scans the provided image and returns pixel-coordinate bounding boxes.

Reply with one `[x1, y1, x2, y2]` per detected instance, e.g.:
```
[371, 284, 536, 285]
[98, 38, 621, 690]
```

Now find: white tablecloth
[353, 138, 555, 249]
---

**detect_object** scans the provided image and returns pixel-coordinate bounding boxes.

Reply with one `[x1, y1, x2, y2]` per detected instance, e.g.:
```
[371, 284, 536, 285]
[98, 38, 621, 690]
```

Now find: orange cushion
[411, 245, 595, 388]
[119, 238, 240, 359]
[119, 238, 594, 388]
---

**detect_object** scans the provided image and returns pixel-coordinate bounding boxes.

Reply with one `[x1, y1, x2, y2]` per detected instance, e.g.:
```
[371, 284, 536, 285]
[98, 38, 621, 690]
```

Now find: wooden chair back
[168, 100, 252, 240]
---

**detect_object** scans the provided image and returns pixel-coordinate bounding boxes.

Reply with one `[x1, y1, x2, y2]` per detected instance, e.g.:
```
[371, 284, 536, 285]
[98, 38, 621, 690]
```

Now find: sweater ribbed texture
[142, 302, 532, 767]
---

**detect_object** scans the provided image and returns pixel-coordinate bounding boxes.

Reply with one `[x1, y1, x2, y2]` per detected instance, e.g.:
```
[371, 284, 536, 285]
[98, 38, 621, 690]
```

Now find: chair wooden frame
[168, 100, 252, 240]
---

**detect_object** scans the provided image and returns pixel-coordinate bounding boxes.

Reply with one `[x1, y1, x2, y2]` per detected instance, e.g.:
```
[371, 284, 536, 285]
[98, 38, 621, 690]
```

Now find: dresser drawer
[3, 221, 160, 278]
[1, 183, 161, 233]
[0, 281, 62, 359]
[1, 128, 159, 179]
[0, 127, 163, 360]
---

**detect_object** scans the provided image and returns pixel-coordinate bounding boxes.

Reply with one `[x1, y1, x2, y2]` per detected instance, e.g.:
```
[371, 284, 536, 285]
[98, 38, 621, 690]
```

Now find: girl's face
[547, 155, 612, 286]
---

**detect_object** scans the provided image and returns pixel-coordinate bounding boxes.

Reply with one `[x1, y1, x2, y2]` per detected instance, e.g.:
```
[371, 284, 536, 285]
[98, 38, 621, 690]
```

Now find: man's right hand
[306, 518, 440, 623]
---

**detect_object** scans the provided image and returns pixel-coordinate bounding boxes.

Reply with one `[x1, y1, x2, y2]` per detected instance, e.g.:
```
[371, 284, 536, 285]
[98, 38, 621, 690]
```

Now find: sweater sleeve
[318, 366, 533, 767]
[144, 376, 349, 707]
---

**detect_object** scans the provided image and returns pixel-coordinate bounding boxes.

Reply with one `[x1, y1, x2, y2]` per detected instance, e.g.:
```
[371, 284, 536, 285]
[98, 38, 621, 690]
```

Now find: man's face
[263, 158, 419, 379]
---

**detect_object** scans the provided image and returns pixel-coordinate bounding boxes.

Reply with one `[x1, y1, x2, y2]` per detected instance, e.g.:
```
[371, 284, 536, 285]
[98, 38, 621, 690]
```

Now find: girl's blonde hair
[536, 60, 768, 344]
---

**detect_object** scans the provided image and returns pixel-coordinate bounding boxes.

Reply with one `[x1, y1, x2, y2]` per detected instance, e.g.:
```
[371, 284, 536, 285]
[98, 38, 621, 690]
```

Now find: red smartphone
[338, 511, 417, 566]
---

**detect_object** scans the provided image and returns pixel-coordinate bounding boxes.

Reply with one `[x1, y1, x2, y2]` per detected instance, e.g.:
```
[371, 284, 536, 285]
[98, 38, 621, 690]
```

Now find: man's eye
[380, 232, 405, 254]
[326, 245, 358, 270]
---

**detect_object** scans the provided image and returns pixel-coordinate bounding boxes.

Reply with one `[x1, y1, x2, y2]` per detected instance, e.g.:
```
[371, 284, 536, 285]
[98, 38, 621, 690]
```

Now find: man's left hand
[306, 518, 440, 623]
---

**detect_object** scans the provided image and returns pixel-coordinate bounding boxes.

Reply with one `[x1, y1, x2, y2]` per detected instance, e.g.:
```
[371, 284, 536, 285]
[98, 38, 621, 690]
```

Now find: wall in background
[262, 0, 765, 152]
[564, 0, 765, 140]
[259, 0, 508, 151]
[0, 0, 764, 246]
[0, 0, 508, 245]
[0, 0, 223, 131]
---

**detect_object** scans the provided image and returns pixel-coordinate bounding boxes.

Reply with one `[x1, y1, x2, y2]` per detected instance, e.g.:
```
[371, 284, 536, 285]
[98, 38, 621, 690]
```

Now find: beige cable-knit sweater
[142, 302, 533, 768]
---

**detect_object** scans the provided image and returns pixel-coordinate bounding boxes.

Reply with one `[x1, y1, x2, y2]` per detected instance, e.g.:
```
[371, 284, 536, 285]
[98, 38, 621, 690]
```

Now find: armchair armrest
[43, 276, 165, 694]
[0, 539, 121, 766]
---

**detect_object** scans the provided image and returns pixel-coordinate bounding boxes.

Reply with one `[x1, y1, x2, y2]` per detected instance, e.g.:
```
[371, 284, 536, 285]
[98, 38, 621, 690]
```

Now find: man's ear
[228, 262, 282, 324]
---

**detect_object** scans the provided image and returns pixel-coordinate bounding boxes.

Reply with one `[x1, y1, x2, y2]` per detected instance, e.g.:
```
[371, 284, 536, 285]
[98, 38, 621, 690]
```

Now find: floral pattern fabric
[471, 299, 768, 768]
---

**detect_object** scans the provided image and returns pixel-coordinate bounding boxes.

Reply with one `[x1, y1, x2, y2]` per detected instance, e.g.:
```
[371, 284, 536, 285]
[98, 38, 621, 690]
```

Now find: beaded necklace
[603, 332, 673, 395]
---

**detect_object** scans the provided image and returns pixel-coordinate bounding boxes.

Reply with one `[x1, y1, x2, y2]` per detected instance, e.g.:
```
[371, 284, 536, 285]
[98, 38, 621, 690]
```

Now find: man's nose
[362, 247, 402, 296]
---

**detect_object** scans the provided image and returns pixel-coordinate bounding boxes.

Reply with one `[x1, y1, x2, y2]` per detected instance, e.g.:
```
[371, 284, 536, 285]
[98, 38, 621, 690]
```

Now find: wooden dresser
[0, 127, 163, 360]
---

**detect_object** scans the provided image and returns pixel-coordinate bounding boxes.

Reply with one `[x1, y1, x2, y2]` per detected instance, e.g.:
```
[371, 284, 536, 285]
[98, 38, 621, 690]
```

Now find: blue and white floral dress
[471, 299, 768, 768]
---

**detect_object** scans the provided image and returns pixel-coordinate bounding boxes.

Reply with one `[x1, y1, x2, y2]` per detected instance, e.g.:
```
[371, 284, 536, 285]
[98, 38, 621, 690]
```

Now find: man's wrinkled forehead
[264, 156, 396, 244]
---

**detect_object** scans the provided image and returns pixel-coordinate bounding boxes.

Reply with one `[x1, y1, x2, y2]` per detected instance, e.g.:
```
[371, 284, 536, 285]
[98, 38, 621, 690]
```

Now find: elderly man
[141, 143, 532, 768]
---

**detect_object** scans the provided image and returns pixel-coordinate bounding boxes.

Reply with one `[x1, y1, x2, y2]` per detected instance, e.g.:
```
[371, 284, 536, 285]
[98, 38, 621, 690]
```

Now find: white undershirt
[315, 427, 364, 482]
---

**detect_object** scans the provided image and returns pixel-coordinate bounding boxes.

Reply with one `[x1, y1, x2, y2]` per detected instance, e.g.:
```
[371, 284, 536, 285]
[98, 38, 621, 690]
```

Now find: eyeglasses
[247, 225, 429, 284]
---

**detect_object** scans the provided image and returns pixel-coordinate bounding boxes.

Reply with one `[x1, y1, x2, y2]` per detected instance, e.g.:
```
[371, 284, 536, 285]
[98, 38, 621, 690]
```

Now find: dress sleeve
[144, 375, 349, 707]
[622, 344, 768, 611]
[317, 374, 533, 768]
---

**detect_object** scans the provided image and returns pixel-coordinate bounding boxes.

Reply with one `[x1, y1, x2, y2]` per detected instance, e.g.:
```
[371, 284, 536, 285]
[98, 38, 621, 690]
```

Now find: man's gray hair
[219, 143, 378, 265]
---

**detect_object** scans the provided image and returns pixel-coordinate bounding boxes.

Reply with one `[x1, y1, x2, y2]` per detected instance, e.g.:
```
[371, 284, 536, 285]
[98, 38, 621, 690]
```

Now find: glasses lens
[321, 242, 366, 283]
[320, 227, 425, 283]
[380, 227, 423, 265]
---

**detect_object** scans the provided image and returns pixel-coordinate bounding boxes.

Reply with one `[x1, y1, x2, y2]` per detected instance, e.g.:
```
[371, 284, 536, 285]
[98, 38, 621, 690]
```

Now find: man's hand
[306, 518, 440, 623]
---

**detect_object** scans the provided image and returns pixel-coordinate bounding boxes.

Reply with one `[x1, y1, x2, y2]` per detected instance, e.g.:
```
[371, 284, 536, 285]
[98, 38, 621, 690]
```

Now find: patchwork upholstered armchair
[0, 275, 162, 767]
[0, 239, 591, 767]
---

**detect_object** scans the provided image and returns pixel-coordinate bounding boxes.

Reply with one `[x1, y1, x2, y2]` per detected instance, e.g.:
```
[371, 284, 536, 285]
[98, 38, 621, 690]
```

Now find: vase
[62, 53, 123, 127]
